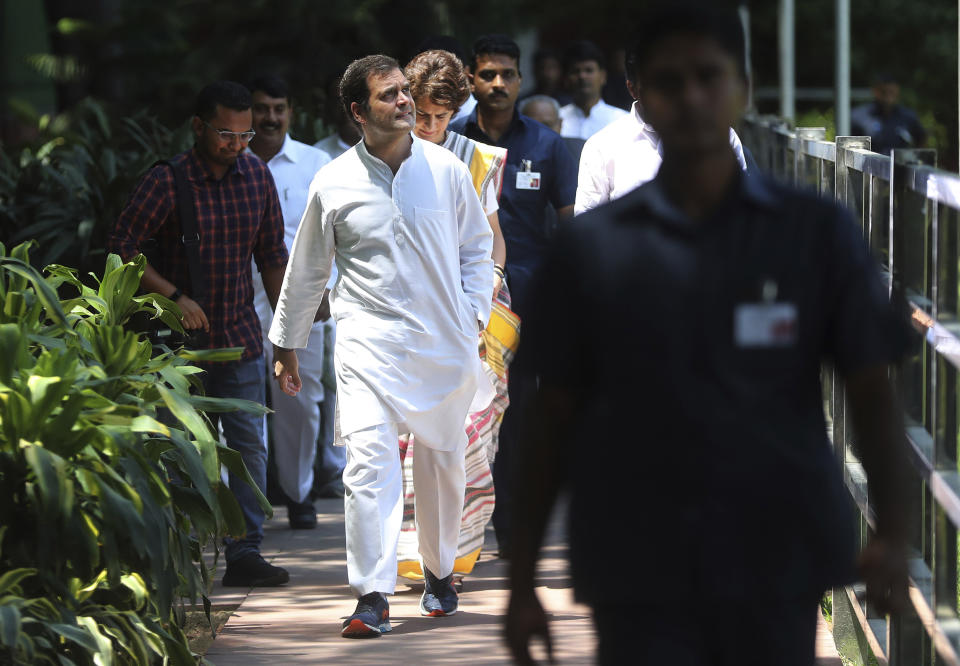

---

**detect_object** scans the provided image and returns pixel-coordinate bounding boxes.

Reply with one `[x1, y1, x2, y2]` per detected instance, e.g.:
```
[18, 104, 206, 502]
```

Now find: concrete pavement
[203, 499, 842, 665]
[204, 499, 594, 665]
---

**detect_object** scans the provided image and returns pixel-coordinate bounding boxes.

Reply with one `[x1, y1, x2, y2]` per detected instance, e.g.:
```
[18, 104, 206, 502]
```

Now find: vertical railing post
[832, 137, 871, 491]
[889, 147, 938, 665]
[778, 0, 795, 120]
[795, 127, 826, 187]
[835, 0, 851, 136]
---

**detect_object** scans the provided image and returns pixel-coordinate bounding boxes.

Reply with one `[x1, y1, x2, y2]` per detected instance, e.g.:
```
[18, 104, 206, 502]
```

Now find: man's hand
[314, 289, 331, 322]
[858, 536, 909, 615]
[273, 346, 302, 397]
[176, 294, 210, 332]
[505, 589, 554, 665]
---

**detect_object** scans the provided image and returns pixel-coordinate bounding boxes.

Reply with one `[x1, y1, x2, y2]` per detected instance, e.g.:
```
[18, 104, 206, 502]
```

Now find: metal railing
[741, 115, 960, 665]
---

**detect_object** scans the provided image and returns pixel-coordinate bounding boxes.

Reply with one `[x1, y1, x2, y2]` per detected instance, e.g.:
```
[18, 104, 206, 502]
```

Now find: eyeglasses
[203, 121, 256, 143]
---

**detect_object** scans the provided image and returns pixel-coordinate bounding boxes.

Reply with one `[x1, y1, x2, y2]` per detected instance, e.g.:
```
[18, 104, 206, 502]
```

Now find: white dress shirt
[451, 94, 477, 125]
[314, 132, 355, 162]
[559, 99, 628, 140]
[575, 101, 748, 215]
[269, 135, 494, 450]
[250, 135, 331, 327]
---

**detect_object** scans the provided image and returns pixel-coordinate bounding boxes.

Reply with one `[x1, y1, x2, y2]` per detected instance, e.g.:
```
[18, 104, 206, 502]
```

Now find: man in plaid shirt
[110, 80, 290, 587]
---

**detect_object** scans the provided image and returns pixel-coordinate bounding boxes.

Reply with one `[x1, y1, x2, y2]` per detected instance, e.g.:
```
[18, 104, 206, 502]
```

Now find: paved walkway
[203, 499, 843, 665]
[204, 499, 594, 665]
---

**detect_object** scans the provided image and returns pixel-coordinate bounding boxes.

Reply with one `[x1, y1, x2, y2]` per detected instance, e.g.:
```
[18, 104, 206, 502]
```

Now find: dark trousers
[491, 366, 537, 551]
[593, 595, 820, 666]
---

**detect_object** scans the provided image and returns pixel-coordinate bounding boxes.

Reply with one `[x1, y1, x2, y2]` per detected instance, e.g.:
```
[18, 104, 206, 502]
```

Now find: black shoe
[420, 567, 458, 616]
[287, 499, 318, 529]
[222, 553, 290, 587]
[342, 592, 391, 638]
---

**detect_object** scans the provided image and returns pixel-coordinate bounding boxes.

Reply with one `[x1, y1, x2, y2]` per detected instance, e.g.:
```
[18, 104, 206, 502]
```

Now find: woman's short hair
[404, 50, 471, 113]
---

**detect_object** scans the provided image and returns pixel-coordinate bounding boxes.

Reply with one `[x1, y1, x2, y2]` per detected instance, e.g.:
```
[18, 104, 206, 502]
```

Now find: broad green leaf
[23, 445, 65, 517]
[0, 568, 36, 595]
[128, 415, 170, 437]
[0, 259, 68, 326]
[189, 395, 270, 415]
[76, 616, 113, 664]
[217, 446, 272, 516]
[119, 574, 147, 611]
[0, 604, 22, 647]
[0, 324, 26, 386]
[77, 570, 108, 602]
[48, 622, 99, 651]
[178, 347, 244, 362]
[215, 482, 247, 536]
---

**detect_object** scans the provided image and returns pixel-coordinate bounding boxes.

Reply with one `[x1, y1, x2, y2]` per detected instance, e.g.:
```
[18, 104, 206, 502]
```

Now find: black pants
[491, 366, 537, 550]
[593, 595, 820, 666]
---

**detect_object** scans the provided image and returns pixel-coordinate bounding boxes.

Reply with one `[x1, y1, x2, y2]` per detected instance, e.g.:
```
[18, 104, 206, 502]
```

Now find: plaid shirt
[110, 147, 287, 360]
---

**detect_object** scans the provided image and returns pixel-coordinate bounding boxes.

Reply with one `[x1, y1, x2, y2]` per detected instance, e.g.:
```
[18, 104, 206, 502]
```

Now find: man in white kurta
[269, 56, 493, 636]
[248, 78, 334, 528]
[575, 101, 748, 215]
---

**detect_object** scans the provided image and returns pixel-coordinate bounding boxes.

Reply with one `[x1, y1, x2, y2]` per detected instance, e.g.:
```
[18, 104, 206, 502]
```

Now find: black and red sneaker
[420, 567, 458, 617]
[342, 592, 391, 638]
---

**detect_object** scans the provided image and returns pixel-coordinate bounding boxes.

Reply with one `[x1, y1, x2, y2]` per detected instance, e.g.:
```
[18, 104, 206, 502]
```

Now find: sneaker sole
[419, 599, 457, 617]
[341, 619, 391, 638]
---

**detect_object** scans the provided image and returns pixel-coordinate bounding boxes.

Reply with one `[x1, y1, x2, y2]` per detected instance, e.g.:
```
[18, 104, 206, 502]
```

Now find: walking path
[204, 499, 594, 665]
[203, 499, 842, 665]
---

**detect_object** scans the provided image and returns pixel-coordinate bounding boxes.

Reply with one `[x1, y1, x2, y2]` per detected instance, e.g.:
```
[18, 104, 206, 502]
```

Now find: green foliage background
[0, 242, 270, 663]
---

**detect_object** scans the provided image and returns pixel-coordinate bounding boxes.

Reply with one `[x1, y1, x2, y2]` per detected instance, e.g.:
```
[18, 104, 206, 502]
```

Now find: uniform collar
[464, 105, 525, 146]
[624, 165, 781, 229]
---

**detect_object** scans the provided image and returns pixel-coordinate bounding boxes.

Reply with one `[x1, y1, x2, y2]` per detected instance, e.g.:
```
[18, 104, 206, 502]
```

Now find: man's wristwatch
[168, 287, 183, 301]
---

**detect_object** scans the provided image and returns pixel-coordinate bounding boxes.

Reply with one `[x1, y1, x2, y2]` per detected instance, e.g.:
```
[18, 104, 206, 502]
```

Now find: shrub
[0, 241, 269, 664]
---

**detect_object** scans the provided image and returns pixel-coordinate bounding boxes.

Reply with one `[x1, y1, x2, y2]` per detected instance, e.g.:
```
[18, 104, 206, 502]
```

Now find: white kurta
[269, 135, 494, 451]
[574, 101, 749, 215]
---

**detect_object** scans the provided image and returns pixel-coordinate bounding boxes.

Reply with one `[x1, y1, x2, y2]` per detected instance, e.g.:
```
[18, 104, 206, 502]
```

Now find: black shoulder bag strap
[154, 159, 204, 302]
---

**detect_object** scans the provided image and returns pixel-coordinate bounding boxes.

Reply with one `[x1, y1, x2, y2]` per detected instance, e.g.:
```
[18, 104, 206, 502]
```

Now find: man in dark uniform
[449, 34, 578, 556]
[506, 4, 910, 665]
[851, 73, 927, 155]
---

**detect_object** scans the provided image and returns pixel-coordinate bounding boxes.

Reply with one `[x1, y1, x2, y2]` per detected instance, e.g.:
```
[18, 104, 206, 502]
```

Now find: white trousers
[344, 422, 466, 597]
[266, 320, 326, 504]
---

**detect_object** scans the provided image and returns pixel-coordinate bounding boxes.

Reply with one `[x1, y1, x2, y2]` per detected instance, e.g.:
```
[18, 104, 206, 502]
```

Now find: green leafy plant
[0, 98, 191, 275]
[0, 241, 269, 664]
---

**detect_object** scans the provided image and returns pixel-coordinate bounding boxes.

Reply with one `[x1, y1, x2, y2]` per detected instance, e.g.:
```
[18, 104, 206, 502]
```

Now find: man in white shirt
[575, 41, 748, 215]
[270, 55, 494, 638]
[558, 40, 627, 140]
[247, 75, 333, 529]
[314, 74, 362, 161]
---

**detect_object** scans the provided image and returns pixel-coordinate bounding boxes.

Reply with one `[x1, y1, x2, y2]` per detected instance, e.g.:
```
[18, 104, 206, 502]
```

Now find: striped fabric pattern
[397, 285, 518, 580]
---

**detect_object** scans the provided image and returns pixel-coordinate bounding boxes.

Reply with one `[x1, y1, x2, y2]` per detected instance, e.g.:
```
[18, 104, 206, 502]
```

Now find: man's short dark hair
[471, 34, 521, 71]
[562, 40, 607, 73]
[195, 81, 252, 120]
[248, 74, 290, 101]
[339, 54, 400, 120]
[628, 2, 746, 81]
